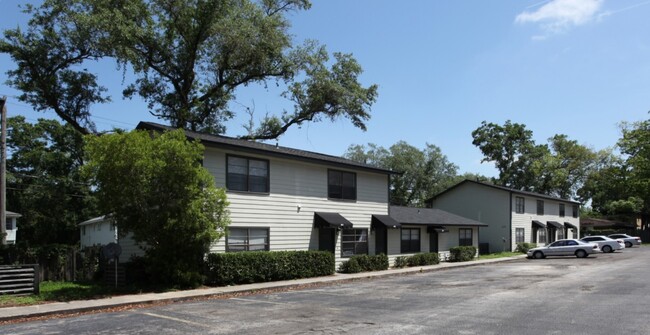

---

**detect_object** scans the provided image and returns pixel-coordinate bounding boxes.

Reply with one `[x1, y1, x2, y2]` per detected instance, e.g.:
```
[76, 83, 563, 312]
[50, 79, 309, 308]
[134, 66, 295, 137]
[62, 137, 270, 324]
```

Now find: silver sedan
[527, 239, 600, 259]
[581, 235, 625, 253]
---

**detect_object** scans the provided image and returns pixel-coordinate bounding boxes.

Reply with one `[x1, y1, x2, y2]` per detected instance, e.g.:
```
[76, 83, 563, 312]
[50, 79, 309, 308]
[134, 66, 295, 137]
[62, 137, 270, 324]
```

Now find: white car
[608, 234, 642, 248]
[580, 235, 625, 253]
[527, 239, 600, 259]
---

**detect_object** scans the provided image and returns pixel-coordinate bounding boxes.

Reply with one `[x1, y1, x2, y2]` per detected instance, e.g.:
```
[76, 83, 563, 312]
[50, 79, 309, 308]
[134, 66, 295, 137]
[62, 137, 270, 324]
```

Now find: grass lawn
[478, 252, 523, 259]
[0, 281, 137, 307]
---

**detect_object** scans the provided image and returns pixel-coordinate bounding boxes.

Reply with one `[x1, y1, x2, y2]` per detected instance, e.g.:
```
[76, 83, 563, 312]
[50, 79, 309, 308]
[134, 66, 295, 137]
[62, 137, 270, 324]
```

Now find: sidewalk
[0, 255, 526, 322]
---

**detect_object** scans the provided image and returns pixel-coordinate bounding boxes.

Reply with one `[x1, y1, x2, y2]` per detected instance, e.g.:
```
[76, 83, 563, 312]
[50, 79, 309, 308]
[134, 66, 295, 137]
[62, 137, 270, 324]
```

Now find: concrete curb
[0, 255, 526, 322]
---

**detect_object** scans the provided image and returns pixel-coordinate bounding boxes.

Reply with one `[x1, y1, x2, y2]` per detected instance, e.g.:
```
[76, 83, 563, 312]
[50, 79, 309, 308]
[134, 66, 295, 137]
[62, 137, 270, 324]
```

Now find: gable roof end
[428, 179, 580, 205]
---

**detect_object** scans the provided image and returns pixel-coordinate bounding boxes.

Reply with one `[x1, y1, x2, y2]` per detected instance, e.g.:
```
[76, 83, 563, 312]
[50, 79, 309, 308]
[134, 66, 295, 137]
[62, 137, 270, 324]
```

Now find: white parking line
[229, 297, 290, 305]
[134, 311, 210, 328]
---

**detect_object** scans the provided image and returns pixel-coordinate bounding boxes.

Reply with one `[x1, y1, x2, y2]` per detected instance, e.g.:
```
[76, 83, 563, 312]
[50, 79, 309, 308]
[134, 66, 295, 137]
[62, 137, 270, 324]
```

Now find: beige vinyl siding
[511, 198, 580, 250]
[431, 182, 510, 253]
[203, 147, 389, 265]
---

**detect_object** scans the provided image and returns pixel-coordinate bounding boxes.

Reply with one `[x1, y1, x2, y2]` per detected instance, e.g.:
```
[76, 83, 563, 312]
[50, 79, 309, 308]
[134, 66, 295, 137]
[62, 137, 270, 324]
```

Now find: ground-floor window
[227, 227, 270, 252]
[515, 228, 525, 243]
[459, 228, 473, 246]
[341, 229, 368, 258]
[539, 229, 547, 243]
[401, 228, 421, 253]
[558, 229, 564, 240]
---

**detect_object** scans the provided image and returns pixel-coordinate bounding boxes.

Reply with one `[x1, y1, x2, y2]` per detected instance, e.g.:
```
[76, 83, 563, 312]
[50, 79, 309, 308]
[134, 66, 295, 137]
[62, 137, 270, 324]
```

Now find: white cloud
[516, 0, 604, 34]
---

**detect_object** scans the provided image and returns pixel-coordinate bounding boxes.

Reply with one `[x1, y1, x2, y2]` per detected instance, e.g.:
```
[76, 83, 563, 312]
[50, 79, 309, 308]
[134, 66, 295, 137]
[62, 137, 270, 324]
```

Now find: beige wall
[203, 147, 390, 265]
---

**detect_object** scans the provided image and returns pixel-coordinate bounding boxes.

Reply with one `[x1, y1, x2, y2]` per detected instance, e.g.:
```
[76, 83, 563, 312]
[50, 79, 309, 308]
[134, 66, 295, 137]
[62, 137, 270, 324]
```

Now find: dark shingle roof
[429, 179, 580, 204]
[136, 122, 396, 175]
[389, 206, 488, 227]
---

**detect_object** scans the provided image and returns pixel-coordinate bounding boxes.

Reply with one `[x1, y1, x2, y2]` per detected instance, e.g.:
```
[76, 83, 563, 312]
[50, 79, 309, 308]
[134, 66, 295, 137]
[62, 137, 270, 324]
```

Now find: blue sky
[2, 0, 650, 177]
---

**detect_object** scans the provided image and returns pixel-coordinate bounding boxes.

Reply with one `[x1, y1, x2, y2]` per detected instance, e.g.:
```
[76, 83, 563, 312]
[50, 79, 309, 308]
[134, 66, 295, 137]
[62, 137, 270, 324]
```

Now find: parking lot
[2, 247, 650, 335]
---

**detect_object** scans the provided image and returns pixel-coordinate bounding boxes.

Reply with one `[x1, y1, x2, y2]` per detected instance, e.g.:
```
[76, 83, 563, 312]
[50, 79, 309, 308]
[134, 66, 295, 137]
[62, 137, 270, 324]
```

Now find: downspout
[509, 191, 513, 252]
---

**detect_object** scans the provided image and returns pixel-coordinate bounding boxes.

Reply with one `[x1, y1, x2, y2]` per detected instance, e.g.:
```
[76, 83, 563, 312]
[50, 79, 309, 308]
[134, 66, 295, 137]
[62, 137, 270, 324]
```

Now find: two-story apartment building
[123, 122, 487, 265]
[427, 180, 580, 253]
[82, 122, 487, 266]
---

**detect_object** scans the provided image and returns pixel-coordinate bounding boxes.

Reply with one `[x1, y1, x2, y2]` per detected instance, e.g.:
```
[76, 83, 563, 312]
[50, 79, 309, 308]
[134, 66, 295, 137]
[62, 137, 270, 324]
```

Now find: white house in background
[79, 215, 116, 248]
[427, 180, 580, 253]
[5, 211, 22, 244]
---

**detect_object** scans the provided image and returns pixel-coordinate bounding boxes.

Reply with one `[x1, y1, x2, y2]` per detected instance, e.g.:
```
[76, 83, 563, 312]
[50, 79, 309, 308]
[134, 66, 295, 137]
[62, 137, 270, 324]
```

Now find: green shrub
[449, 246, 476, 262]
[393, 256, 408, 268]
[515, 242, 537, 253]
[205, 251, 335, 286]
[407, 252, 440, 266]
[339, 254, 389, 273]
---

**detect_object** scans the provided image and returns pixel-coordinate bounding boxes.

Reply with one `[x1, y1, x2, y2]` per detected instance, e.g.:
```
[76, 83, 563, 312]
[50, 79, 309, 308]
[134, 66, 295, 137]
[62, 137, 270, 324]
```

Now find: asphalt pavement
[0, 254, 526, 322]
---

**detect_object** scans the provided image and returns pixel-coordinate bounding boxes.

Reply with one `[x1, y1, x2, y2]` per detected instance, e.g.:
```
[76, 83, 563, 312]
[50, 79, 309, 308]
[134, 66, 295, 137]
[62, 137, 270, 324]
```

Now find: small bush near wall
[449, 246, 476, 262]
[205, 251, 335, 286]
[339, 254, 389, 273]
[407, 253, 440, 266]
[515, 243, 537, 253]
[394, 256, 409, 268]
[392, 253, 440, 268]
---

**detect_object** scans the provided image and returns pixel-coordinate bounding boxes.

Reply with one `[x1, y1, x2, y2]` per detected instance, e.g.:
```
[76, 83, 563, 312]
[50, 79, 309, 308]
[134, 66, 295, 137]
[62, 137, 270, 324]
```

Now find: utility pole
[0, 96, 7, 245]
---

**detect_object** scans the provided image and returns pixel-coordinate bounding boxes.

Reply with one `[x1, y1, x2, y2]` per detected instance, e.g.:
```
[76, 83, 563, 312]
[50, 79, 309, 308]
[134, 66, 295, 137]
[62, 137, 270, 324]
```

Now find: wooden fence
[0, 264, 40, 296]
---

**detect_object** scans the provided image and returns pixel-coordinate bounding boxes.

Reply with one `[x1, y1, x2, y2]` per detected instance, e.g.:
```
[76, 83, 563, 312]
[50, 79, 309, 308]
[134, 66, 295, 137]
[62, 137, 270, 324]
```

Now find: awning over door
[314, 212, 353, 229]
[564, 222, 578, 230]
[371, 215, 401, 229]
[547, 221, 563, 229]
[532, 220, 546, 228]
[426, 225, 449, 233]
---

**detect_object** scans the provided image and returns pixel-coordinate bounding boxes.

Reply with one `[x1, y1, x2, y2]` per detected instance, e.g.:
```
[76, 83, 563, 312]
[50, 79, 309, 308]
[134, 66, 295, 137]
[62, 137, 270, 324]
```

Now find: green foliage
[449, 246, 476, 262]
[393, 256, 409, 268]
[83, 129, 230, 288]
[338, 254, 389, 273]
[2, 0, 377, 139]
[6, 116, 98, 245]
[478, 252, 520, 259]
[344, 141, 459, 206]
[205, 251, 334, 286]
[0, 281, 138, 307]
[406, 252, 440, 266]
[472, 120, 597, 200]
[391, 253, 439, 268]
[514, 243, 537, 253]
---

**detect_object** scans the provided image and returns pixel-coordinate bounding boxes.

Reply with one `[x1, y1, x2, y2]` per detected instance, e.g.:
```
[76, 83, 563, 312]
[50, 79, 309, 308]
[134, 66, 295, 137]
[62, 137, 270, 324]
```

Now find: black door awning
[314, 212, 353, 229]
[427, 225, 449, 233]
[532, 220, 546, 228]
[564, 222, 578, 229]
[547, 221, 563, 229]
[371, 215, 401, 229]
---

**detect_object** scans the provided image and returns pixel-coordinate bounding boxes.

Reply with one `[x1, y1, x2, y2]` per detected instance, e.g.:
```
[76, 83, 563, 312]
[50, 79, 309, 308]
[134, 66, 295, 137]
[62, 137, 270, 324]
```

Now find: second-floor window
[537, 200, 544, 215]
[572, 205, 578, 218]
[515, 197, 525, 214]
[328, 170, 356, 200]
[227, 155, 269, 193]
[559, 204, 565, 217]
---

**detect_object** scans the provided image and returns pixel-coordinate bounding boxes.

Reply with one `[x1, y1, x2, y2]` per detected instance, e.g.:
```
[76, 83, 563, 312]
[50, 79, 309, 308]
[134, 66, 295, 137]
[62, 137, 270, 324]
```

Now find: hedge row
[515, 242, 537, 253]
[338, 254, 389, 273]
[393, 252, 440, 268]
[449, 246, 476, 262]
[205, 251, 335, 286]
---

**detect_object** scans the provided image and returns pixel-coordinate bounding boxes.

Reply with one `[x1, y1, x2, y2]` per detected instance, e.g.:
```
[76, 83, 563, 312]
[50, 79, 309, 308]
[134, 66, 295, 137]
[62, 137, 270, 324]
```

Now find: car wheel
[533, 251, 544, 259]
[625, 241, 633, 248]
[602, 245, 612, 253]
[575, 249, 587, 258]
